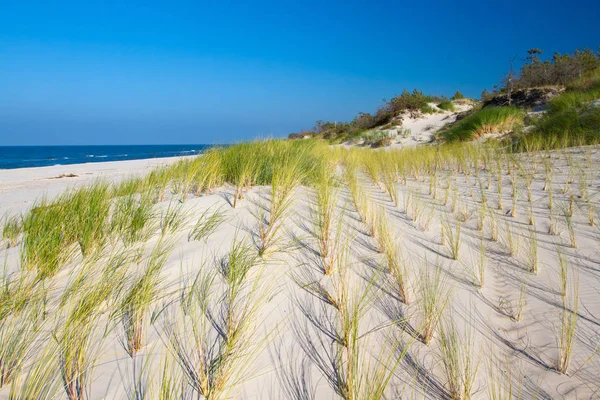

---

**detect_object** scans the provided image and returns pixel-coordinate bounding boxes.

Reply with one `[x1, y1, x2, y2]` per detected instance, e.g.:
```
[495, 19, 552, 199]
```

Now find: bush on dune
[437, 101, 456, 112]
[442, 106, 525, 142]
[515, 69, 600, 150]
[524, 92, 600, 149]
[291, 88, 443, 143]
[451, 91, 465, 100]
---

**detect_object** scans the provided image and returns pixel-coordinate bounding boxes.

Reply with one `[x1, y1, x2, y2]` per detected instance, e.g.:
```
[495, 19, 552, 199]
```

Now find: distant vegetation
[451, 91, 465, 100]
[481, 47, 600, 101]
[288, 89, 447, 143]
[443, 47, 600, 149]
[514, 48, 599, 89]
[437, 101, 456, 112]
[288, 46, 600, 151]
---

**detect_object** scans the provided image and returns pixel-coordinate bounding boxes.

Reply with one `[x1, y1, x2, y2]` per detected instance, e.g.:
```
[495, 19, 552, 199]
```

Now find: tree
[451, 91, 465, 100]
[502, 55, 517, 105]
[526, 48, 543, 65]
[480, 88, 491, 101]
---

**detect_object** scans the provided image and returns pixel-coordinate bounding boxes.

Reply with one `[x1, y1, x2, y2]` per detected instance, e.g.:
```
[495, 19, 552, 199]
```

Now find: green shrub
[566, 68, 600, 92]
[519, 88, 600, 149]
[421, 104, 436, 114]
[437, 101, 456, 112]
[372, 136, 394, 148]
[2, 214, 22, 248]
[451, 91, 465, 100]
[442, 106, 525, 142]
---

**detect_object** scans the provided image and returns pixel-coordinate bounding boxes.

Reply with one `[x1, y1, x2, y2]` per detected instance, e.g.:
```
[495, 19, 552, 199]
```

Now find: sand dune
[1, 144, 599, 399]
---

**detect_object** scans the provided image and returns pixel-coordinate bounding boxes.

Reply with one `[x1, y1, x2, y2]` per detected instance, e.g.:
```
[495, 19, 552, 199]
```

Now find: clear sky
[1, 0, 598, 145]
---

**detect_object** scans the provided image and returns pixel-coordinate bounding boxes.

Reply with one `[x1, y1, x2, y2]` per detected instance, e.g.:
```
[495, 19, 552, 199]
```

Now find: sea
[0, 145, 216, 170]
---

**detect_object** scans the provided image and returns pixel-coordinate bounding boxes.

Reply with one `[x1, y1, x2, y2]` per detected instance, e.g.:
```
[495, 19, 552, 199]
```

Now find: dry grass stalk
[188, 204, 225, 242]
[503, 221, 519, 258]
[418, 264, 450, 344]
[526, 227, 538, 274]
[442, 219, 462, 261]
[438, 317, 479, 400]
[557, 271, 579, 374]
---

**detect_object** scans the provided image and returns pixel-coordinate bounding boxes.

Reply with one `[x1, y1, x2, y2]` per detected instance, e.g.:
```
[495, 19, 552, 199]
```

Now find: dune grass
[1, 214, 22, 249]
[121, 239, 174, 357]
[0, 268, 46, 388]
[442, 219, 462, 261]
[438, 317, 479, 400]
[164, 237, 269, 399]
[557, 271, 579, 374]
[2, 137, 600, 397]
[530, 89, 600, 148]
[111, 192, 155, 246]
[442, 106, 525, 142]
[312, 161, 339, 270]
[253, 146, 306, 257]
[58, 259, 126, 400]
[437, 101, 456, 112]
[418, 263, 450, 344]
[21, 198, 75, 277]
[188, 204, 226, 242]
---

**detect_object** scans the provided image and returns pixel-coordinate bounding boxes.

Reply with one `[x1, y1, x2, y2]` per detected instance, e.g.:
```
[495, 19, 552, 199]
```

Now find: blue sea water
[0, 145, 216, 170]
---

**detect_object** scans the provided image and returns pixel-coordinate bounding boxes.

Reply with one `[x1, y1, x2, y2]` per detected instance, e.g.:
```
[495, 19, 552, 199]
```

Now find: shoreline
[0, 155, 194, 216]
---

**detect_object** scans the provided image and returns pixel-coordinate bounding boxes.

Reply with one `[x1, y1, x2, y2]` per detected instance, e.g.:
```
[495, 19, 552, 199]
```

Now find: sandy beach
[0, 156, 189, 217]
[1, 143, 599, 399]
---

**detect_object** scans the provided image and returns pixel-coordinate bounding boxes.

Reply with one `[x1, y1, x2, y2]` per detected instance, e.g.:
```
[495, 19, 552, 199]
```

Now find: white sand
[340, 100, 475, 149]
[0, 156, 188, 216]
[1, 147, 599, 399]
[390, 101, 473, 147]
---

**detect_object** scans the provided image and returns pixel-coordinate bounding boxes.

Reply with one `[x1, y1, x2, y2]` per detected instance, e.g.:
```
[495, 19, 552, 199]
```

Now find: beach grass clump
[503, 221, 519, 258]
[222, 143, 259, 207]
[442, 219, 462, 261]
[312, 164, 341, 274]
[296, 244, 404, 400]
[437, 101, 456, 112]
[66, 182, 112, 256]
[58, 260, 127, 400]
[387, 240, 410, 304]
[219, 235, 258, 289]
[564, 211, 577, 248]
[165, 239, 268, 399]
[110, 193, 155, 245]
[486, 353, 519, 400]
[170, 159, 200, 201]
[142, 167, 171, 203]
[418, 264, 450, 344]
[190, 149, 224, 196]
[8, 340, 62, 399]
[0, 269, 46, 388]
[1, 214, 22, 248]
[121, 239, 173, 357]
[0, 307, 40, 388]
[442, 106, 525, 142]
[112, 176, 145, 198]
[188, 204, 226, 242]
[438, 317, 479, 400]
[468, 234, 486, 289]
[556, 271, 579, 374]
[529, 89, 600, 148]
[21, 182, 112, 276]
[253, 145, 306, 256]
[159, 201, 188, 237]
[381, 169, 399, 207]
[21, 198, 74, 277]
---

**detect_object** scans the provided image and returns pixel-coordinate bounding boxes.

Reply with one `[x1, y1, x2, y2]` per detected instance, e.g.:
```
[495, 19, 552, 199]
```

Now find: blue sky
[1, 0, 598, 145]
